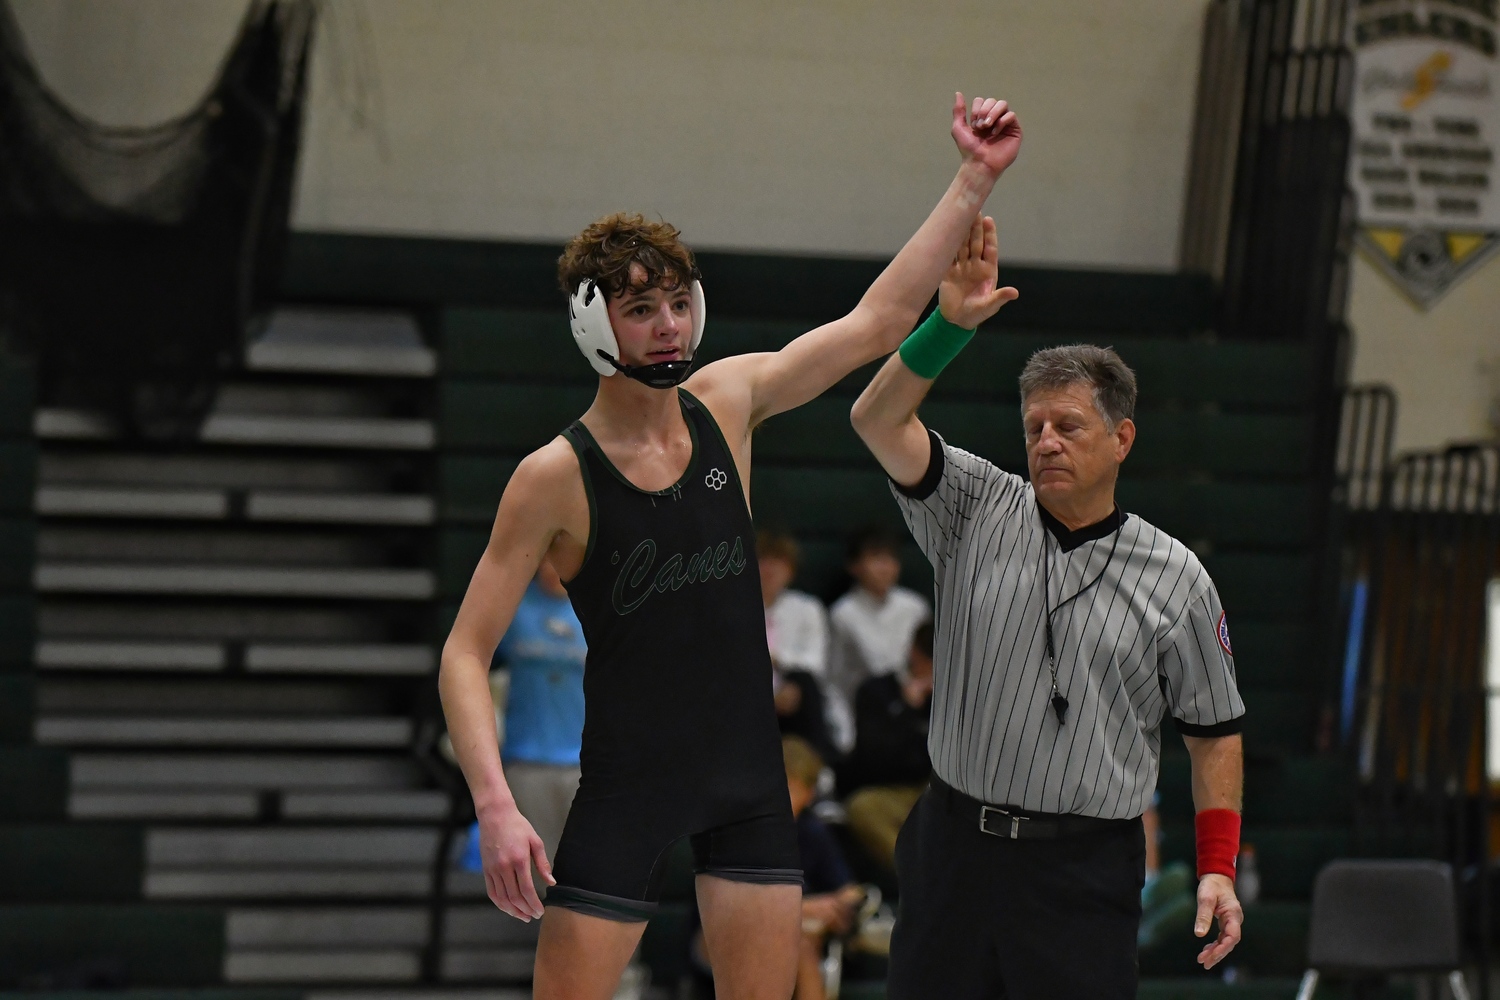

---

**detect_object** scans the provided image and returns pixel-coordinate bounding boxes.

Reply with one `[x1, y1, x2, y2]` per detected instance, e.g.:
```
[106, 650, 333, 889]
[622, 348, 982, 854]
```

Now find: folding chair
[1296, 859, 1471, 1000]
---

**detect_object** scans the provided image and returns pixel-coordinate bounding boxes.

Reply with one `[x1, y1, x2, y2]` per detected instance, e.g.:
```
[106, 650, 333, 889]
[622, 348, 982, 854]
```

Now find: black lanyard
[1040, 510, 1122, 725]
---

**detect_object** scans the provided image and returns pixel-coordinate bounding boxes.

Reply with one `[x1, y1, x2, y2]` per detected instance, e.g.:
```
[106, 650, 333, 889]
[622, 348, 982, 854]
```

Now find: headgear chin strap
[568, 279, 706, 389]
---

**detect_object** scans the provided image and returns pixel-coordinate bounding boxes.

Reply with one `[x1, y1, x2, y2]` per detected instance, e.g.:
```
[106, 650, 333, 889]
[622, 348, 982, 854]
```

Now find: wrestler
[439, 94, 1021, 1000]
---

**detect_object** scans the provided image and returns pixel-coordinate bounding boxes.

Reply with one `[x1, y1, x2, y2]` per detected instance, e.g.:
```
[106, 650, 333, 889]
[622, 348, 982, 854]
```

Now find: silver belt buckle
[979, 805, 1025, 839]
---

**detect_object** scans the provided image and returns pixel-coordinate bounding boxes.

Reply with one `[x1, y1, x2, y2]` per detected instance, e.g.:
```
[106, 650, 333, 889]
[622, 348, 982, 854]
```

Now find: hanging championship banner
[1348, 0, 1500, 306]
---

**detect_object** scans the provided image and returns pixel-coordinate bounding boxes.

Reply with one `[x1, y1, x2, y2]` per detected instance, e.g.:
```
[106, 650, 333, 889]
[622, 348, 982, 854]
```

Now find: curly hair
[556, 212, 697, 300]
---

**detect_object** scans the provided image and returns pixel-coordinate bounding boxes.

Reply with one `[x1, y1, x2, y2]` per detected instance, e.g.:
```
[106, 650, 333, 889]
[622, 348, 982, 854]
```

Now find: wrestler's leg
[533, 907, 646, 1000]
[697, 876, 802, 1000]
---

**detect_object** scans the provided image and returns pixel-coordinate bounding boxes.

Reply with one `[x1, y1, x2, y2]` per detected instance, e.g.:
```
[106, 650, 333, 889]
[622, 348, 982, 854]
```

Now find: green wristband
[898, 309, 976, 380]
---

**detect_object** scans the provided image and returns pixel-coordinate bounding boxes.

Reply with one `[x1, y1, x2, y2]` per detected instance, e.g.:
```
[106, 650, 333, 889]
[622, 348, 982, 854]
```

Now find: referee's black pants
[888, 783, 1145, 1000]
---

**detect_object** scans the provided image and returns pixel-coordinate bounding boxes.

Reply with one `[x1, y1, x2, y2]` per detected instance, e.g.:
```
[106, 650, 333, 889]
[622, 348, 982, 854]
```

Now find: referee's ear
[1113, 418, 1136, 464]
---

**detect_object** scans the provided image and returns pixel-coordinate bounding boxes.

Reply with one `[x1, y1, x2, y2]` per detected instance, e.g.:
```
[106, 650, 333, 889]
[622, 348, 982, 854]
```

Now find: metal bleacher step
[443, 870, 488, 900]
[222, 905, 540, 983]
[202, 382, 435, 450]
[439, 904, 539, 982]
[220, 906, 542, 984]
[35, 563, 436, 600]
[38, 675, 400, 714]
[71, 790, 261, 820]
[228, 907, 428, 948]
[440, 948, 535, 982]
[38, 639, 226, 671]
[247, 492, 435, 525]
[37, 716, 413, 748]
[248, 308, 436, 378]
[71, 789, 447, 822]
[227, 948, 422, 983]
[71, 752, 425, 790]
[33, 408, 117, 440]
[69, 750, 435, 819]
[144, 827, 442, 901]
[36, 485, 228, 519]
[38, 602, 411, 647]
[37, 486, 436, 525]
[149, 827, 442, 866]
[17, 309, 459, 985]
[279, 791, 447, 820]
[37, 640, 435, 675]
[36, 396, 435, 450]
[149, 868, 435, 900]
[246, 643, 435, 676]
[41, 452, 400, 492]
[200, 414, 435, 451]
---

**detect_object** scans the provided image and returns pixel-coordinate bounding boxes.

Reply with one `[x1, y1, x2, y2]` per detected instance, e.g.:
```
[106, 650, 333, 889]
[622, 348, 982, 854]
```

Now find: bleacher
[0, 233, 1369, 998]
[3, 307, 527, 991]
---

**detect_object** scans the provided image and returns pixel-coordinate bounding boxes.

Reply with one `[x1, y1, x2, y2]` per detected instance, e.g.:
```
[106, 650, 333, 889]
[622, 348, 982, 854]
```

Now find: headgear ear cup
[568, 277, 707, 379]
[689, 280, 705, 353]
[568, 280, 620, 377]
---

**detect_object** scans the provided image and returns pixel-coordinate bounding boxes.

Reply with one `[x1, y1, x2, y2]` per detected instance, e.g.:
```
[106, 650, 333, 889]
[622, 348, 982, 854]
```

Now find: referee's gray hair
[1018, 344, 1137, 431]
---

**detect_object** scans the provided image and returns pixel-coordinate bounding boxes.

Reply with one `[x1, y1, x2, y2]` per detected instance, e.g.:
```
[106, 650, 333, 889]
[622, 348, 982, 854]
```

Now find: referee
[849, 216, 1245, 999]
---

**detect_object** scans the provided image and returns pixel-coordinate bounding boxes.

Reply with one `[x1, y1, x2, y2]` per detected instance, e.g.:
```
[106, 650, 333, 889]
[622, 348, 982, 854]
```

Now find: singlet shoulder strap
[561, 419, 595, 457]
[559, 421, 599, 570]
[677, 388, 748, 504]
[676, 388, 727, 452]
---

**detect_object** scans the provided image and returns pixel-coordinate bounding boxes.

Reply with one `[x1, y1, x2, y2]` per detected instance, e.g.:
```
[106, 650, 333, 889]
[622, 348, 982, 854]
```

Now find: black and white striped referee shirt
[891, 430, 1245, 820]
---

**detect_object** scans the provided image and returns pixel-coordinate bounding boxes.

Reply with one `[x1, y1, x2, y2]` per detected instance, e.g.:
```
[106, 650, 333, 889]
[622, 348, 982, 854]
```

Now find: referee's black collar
[1037, 501, 1124, 552]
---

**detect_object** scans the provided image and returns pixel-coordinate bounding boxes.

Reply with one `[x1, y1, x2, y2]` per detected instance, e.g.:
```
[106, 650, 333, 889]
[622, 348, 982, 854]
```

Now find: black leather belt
[930, 777, 1134, 841]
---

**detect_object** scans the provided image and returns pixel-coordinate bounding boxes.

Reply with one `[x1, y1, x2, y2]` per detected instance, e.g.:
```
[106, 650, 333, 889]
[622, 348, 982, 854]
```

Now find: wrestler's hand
[951, 93, 1022, 177]
[478, 800, 554, 921]
[1194, 873, 1243, 969]
[939, 215, 1018, 330]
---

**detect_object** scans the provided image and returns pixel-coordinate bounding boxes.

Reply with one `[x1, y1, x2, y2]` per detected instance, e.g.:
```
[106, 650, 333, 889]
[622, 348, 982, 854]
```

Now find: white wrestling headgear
[569, 278, 706, 388]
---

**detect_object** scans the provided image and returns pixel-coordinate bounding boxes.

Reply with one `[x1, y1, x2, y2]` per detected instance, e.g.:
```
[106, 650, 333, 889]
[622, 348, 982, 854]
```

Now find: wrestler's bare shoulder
[682, 359, 759, 442]
[501, 436, 588, 528]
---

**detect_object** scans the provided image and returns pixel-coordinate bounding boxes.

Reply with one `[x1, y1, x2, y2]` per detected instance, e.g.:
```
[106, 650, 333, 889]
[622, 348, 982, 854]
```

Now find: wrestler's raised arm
[687, 94, 1021, 431]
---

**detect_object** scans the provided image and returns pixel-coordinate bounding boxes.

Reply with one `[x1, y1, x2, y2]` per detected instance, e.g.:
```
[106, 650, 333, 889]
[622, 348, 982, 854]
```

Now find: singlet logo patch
[705, 468, 728, 490]
[1216, 610, 1233, 657]
[610, 535, 747, 615]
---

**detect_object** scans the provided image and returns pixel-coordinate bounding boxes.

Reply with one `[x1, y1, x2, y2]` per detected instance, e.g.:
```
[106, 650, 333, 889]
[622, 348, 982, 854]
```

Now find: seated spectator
[842, 621, 933, 873]
[828, 525, 930, 708]
[760, 530, 843, 761]
[784, 735, 866, 1000]
[461, 557, 586, 892]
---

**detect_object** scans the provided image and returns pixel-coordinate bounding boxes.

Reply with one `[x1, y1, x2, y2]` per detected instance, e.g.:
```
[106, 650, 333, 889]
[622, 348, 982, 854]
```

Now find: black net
[0, 0, 315, 438]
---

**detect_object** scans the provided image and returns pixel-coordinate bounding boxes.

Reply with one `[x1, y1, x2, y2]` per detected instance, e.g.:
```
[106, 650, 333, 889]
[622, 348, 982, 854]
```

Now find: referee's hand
[1194, 874, 1243, 969]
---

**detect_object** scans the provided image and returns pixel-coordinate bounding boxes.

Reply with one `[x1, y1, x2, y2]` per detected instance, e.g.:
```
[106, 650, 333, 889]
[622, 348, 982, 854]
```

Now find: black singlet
[546, 389, 801, 922]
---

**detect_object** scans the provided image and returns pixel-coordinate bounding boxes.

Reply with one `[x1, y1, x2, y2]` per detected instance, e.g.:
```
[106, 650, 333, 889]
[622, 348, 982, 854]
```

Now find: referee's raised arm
[850, 214, 1017, 487]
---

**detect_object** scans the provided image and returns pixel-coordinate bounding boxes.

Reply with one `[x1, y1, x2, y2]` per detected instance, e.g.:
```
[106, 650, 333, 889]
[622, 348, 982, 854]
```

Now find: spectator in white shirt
[760, 530, 830, 677]
[759, 530, 848, 758]
[828, 524, 931, 708]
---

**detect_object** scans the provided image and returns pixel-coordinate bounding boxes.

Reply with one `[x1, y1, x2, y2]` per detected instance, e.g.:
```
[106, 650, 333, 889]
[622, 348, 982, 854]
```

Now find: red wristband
[1195, 808, 1241, 880]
